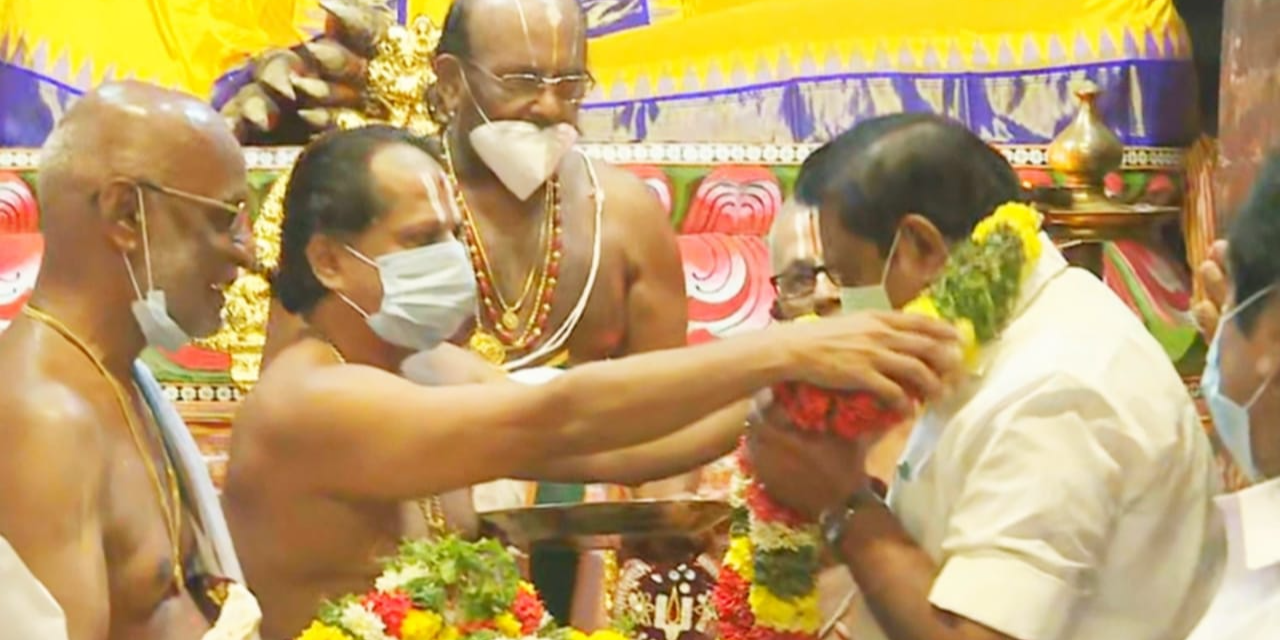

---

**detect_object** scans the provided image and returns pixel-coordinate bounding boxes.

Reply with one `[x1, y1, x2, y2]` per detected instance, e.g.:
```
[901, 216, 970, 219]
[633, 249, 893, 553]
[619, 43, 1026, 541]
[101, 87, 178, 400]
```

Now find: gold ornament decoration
[469, 330, 508, 365]
[330, 15, 444, 138]
[205, 14, 445, 391]
[196, 173, 288, 390]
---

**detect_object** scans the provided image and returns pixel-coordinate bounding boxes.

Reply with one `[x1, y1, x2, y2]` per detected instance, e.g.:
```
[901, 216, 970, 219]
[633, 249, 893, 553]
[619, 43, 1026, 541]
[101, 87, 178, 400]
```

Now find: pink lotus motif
[620, 165, 674, 217]
[0, 172, 39, 233]
[678, 233, 774, 343]
[681, 166, 781, 236]
[0, 234, 44, 333]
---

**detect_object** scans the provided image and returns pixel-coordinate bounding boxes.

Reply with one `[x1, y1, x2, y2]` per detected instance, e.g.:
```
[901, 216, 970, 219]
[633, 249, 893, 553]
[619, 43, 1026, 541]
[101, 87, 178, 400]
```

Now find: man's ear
[431, 55, 464, 117]
[98, 179, 143, 253]
[307, 234, 347, 291]
[897, 214, 949, 274]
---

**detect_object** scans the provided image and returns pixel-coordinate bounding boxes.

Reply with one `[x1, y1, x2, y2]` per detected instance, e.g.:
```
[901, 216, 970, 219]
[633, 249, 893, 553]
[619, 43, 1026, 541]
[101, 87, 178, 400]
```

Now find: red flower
[746, 482, 807, 527]
[512, 584, 546, 634]
[713, 566, 753, 640]
[772, 383, 832, 433]
[361, 590, 413, 638]
[737, 441, 754, 476]
[829, 392, 901, 440]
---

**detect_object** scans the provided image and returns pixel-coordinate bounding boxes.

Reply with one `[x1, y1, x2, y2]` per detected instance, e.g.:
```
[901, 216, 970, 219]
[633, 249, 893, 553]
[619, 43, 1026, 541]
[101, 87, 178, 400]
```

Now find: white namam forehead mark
[507, 0, 575, 68]
[770, 201, 824, 272]
[419, 167, 461, 228]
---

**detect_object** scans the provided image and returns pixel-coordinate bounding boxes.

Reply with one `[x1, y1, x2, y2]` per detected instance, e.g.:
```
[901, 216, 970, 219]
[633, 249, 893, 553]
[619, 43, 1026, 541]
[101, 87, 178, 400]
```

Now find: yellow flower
[401, 611, 444, 640]
[437, 626, 461, 640]
[748, 585, 821, 632]
[954, 318, 980, 367]
[295, 621, 355, 640]
[971, 202, 1043, 272]
[495, 613, 523, 637]
[588, 630, 630, 640]
[569, 630, 590, 640]
[724, 535, 754, 581]
[903, 296, 941, 320]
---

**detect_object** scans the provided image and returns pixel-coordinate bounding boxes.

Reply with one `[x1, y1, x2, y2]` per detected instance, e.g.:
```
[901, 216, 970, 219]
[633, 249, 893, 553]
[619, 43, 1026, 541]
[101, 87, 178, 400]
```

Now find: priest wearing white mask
[223, 125, 963, 639]
[1188, 152, 1280, 639]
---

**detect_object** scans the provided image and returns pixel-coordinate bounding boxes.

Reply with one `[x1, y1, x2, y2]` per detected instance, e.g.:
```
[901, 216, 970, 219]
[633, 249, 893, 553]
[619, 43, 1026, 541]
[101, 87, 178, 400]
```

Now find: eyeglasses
[138, 181, 247, 220]
[137, 180, 251, 246]
[464, 60, 595, 104]
[770, 263, 836, 299]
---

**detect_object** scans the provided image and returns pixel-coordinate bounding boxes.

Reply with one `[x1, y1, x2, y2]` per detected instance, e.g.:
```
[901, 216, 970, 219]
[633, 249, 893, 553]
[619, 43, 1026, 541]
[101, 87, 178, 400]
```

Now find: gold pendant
[501, 309, 520, 330]
[468, 330, 507, 365]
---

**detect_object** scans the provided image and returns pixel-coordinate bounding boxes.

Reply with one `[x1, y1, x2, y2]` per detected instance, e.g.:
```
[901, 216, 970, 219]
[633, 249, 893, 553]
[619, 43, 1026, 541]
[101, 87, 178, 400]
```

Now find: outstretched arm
[603, 163, 701, 495]
[273, 312, 959, 504]
[513, 399, 752, 486]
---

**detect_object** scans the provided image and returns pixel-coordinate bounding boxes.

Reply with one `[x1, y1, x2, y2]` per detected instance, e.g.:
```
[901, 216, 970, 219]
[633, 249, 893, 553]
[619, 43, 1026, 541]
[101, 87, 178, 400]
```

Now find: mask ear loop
[458, 71, 495, 126]
[1221, 282, 1280, 408]
[121, 186, 150, 300]
[878, 227, 904, 287]
[335, 245, 379, 319]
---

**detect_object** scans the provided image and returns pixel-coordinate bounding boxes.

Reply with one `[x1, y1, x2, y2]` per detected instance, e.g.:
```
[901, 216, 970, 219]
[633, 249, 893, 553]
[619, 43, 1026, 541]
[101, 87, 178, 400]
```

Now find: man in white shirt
[1186, 152, 1280, 639]
[747, 113, 1227, 640]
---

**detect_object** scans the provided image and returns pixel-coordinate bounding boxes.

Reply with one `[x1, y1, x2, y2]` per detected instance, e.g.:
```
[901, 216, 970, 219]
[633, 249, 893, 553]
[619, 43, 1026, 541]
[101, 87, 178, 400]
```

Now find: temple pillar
[1216, 0, 1280, 231]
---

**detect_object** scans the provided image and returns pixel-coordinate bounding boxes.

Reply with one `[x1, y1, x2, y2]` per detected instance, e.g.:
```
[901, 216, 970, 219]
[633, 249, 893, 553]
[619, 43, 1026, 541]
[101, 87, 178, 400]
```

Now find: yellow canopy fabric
[1, 0, 321, 97]
[587, 0, 1188, 98]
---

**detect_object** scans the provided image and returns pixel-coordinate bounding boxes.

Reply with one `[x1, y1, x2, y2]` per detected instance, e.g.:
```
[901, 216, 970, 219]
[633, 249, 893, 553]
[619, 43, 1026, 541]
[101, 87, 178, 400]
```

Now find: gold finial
[1046, 80, 1124, 208]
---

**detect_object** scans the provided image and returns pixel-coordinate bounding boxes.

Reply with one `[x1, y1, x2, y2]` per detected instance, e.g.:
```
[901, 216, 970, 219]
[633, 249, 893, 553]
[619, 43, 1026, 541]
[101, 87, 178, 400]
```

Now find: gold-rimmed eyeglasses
[464, 60, 596, 104]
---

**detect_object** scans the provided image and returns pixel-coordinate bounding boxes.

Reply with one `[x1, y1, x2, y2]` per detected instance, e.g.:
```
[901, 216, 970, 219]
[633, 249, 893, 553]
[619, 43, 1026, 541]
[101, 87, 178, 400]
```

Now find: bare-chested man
[0, 82, 255, 640]
[229, 0, 699, 624]
[222, 125, 961, 639]
[239, 0, 695, 484]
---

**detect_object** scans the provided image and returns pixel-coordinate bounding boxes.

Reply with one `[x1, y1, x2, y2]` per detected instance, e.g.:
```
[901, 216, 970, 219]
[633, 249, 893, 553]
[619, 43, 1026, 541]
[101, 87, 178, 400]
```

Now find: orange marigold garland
[715, 203, 1043, 640]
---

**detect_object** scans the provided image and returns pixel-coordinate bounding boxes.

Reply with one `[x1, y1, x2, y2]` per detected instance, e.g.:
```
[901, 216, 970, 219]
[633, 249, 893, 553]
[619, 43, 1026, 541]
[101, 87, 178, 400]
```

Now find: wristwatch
[819, 486, 884, 548]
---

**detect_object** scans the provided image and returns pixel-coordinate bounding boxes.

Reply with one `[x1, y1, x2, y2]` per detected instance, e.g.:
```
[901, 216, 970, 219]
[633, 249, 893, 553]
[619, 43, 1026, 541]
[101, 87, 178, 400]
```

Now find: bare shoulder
[592, 160, 668, 226]
[233, 341, 418, 449]
[586, 160, 681, 270]
[0, 345, 108, 530]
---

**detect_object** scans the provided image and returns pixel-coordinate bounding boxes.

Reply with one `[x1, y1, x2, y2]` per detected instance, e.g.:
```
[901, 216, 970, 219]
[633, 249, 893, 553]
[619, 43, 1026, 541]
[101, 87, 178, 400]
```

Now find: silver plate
[479, 499, 731, 551]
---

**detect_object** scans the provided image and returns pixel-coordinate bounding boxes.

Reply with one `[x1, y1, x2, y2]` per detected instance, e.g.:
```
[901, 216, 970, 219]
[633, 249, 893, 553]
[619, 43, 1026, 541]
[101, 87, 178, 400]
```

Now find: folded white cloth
[0, 535, 69, 640]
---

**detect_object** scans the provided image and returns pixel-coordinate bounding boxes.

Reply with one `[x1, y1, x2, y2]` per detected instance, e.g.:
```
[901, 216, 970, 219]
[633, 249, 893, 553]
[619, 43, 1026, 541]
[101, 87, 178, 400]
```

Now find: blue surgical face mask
[1203, 284, 1279, 482]
[839, 231, 901, 314]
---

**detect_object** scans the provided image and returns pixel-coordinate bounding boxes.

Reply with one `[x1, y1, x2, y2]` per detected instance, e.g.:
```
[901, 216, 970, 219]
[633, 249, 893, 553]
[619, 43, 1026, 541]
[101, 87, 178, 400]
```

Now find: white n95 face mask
[461, 73, 579, 200]
[469, 121, 578, 201]
[839, 231, 902, 314]
[340, 241, 477, 351]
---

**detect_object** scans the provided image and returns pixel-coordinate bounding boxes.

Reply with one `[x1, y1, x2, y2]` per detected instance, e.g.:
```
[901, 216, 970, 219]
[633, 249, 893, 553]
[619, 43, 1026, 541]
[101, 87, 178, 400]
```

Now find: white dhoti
[0, 535, 68, 640]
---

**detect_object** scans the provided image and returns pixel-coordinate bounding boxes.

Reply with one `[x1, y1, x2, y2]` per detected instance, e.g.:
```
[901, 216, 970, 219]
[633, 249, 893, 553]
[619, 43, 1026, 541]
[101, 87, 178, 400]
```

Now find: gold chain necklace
[22, 305, 185, 590]
[442, 135, 564, 348]
[318, 338, 449, 538]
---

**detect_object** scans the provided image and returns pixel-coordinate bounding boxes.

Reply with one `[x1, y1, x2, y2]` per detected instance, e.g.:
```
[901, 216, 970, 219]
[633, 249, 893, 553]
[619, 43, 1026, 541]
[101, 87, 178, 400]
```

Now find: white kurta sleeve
[927, 373, 1142, 640]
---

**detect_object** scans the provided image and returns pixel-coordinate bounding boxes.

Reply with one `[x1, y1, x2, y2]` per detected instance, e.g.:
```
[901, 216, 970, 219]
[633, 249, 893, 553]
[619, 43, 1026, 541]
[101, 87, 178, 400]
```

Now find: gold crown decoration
[331, 15, 444, 137]
[201, 12, 443, 392]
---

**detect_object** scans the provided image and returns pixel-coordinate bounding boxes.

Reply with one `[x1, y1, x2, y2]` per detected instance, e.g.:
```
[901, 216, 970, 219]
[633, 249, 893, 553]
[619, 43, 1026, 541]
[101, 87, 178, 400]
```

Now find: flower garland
[714, 203, 1043, 640]
[296, 535, 632, 640]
